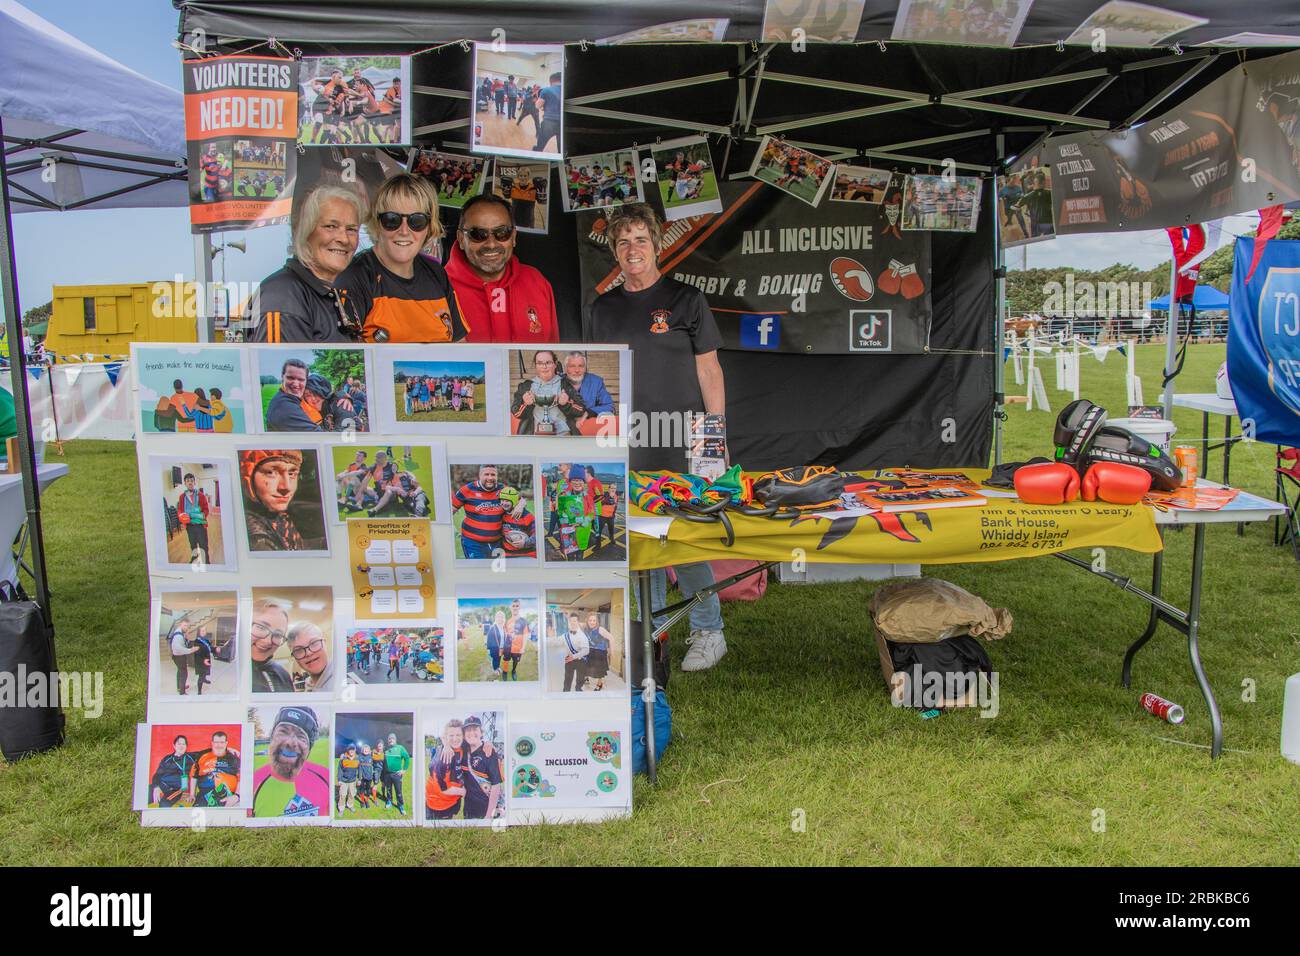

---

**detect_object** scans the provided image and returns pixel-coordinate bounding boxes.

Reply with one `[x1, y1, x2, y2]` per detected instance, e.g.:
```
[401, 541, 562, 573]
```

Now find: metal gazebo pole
[0, 114, 55, 634]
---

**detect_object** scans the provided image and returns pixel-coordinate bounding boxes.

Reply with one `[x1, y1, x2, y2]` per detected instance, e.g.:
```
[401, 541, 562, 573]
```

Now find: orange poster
[183, 54, 298, 233]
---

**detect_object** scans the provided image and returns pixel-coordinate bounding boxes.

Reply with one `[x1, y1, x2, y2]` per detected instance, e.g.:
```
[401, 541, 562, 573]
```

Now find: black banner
[577, 181, 931, 354]
[1012, 49, 1300, 234]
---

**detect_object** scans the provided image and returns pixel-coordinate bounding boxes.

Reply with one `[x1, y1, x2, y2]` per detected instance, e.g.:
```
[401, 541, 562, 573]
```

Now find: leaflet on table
[688, 413, 727, 480]
[1145, 486, 1240, 511]
[875, 468, 981, 490]
[348, 518, 435, 617]
[850, 485, 988, 512]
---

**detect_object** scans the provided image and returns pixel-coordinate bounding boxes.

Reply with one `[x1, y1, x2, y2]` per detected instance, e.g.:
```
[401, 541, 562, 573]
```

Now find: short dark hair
[183, 472, 196, 481]
[282, 358, 308, 377]
[173, 735, 188, 746]
[459, 193, 513, 223]
[211, 731, 228, 742]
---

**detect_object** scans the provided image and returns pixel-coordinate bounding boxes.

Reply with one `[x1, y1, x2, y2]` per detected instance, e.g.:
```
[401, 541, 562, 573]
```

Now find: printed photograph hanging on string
[471, 44, 564, 163]
[748, 136, 834, 207]
[297, 56, 411, 148]
[649, 136, 722, 221]
[901, 173, 982, 233]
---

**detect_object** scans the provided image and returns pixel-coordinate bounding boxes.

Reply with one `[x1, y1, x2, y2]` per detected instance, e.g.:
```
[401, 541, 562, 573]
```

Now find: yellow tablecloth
[629, 469, 1163, 571]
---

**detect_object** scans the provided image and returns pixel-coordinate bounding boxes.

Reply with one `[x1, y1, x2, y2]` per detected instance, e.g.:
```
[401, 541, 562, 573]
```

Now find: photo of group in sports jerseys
[540, 461, 627, 565]
[331, 444, 437, 522]
[407, 148, 489, 211]
[134, 723, 245, 810]
[423, 708, 506, 825]
[153, 588, 239, 701]
[298, 55, 410, 147]
[455, 593, 540, 687]
[560, 149, 643, 212]
[231, 138, 287, 199]
[543, 588, 627, 696]
[448, 461, 538, 563]
[393, 360, 487, 425]
[333, 712, 416, 823]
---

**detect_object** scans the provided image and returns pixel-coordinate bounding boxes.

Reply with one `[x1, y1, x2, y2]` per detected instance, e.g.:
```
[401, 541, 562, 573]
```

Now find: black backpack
[0, 582, 64, 760]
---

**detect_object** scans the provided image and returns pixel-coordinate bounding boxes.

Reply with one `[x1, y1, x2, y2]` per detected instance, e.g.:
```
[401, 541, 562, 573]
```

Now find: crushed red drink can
[1141, 693, 1185, 724]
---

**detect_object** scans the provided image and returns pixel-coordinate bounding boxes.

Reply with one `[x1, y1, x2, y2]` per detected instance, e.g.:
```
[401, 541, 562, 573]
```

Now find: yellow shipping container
[46, 282, 198, 360]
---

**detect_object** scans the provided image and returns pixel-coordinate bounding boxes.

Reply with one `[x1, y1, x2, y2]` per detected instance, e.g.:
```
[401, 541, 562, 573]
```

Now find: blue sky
[8, 0, 1254, 313]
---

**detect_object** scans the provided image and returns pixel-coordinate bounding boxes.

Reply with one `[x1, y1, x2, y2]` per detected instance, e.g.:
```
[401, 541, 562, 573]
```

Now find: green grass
[2, 342, 1299, 864]
[659, 175, 719, 208]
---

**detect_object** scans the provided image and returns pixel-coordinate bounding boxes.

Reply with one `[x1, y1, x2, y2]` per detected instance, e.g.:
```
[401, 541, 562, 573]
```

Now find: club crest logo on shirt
[527, 306, 541, 334]
[649, 309, 671, 334]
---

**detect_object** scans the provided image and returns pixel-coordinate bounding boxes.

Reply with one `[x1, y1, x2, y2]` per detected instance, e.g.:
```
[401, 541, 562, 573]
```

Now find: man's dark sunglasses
[377, 210, 432, 232]
[461, 225, 514, 243]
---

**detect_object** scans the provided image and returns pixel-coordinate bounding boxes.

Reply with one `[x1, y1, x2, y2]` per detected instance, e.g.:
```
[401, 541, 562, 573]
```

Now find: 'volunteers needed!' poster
[349, 518, 435, 618]
[184, 54, 299, 234]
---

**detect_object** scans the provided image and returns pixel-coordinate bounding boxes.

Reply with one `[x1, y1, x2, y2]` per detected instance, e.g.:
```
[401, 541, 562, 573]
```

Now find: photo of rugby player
[133, 723, 245, 810]
[236, 448, 330, 555]
[256, 347, 369, 433]
[193, 139, 234, 204]
[901, 173, 982, 233]
[649, 136, 722, 220]
[344, 625, 447, 691]
[829, 165, 894, 204]
[149, 457, 238, 573]
[333, 711, 416, 824]
[231, 138, 287, 198]
[543, 588, 628, 696]
[559, 150, 643, 212]
[153, 587, 239, 701]
[999, 163, 1055, 246]
[748, 135, 835, 206]
[540, 461, 627, 566]
[331, 444, 442, 522]
[247, 705, 332, 823]
[448, 461, 538, 564]
[471, 45, 564, 162]
[456, 592, 540, 688]
[298, 56, 411, 147]
[408, 149, 489, 211]
[423, 708, 507, 826]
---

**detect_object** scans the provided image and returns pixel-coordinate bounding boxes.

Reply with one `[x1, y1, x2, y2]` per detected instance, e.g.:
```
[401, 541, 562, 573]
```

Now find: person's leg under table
[674, 562, 727, 671]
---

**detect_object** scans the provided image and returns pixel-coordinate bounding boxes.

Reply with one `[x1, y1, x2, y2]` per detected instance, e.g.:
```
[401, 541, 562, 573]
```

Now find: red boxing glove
[1014, 461, 1080, 505]
[877, 259, 903, 295]
[899, 264, 925, 300]
[1081, 461, 1151, 504]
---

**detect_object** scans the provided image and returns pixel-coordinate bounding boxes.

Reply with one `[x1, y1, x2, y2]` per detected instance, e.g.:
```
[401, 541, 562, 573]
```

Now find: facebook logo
[740, 313, 781, 349]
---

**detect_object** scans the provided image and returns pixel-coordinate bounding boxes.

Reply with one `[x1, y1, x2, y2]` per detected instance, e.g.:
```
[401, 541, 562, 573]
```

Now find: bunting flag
[1243, 205, 1286, 283]
[1166, 224, 1206, 303]
[104, 362, 123, 388]
[27, 367, 43, 382]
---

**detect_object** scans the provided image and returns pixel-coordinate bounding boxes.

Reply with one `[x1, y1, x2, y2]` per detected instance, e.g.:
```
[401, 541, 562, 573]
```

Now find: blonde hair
[293, 185, 365, 269]
[368, 173, 444, 245]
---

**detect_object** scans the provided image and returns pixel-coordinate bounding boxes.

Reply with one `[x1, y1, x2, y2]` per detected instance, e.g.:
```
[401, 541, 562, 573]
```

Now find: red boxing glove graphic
[898, 262, 925, 300]
[877, 259, 904, 295]
[1081, 461, 1151, 505]
[1014, 462, 1080, 505]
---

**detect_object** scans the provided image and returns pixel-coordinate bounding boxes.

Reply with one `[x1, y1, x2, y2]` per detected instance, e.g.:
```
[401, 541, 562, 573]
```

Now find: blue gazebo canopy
[1147, 286, 1231, 312]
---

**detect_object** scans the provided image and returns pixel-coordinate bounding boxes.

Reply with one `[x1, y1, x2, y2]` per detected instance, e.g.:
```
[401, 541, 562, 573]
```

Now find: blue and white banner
[1228, 238, 1300, 445]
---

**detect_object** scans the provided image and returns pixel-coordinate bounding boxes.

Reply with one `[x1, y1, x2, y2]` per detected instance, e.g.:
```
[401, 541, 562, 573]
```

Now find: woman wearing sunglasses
[336, 173, 468, 343]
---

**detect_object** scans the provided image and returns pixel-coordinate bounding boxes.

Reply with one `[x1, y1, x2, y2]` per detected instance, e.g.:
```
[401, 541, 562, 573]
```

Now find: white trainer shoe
[681, 629, 727, 671]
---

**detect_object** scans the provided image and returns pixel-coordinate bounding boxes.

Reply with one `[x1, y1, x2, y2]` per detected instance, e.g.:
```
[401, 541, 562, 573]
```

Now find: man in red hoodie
[445, 195, 558, 344]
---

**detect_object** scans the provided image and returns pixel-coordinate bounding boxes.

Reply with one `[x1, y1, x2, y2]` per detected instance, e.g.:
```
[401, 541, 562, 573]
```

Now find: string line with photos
[131, 342, 635, 828]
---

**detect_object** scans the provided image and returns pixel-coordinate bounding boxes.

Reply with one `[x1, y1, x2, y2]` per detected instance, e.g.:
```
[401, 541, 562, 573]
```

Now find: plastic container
[1283, 672, 1300, 766]
[1108, 416, 1177, 453]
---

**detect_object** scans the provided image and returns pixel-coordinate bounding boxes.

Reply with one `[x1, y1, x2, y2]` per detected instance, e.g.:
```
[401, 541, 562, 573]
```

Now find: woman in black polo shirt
[251, 184, 365, 342]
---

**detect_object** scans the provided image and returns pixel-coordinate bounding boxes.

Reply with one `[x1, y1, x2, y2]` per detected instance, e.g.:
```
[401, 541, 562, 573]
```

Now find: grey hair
[293, 185, 365, 268]
[564, 351, 587, 364]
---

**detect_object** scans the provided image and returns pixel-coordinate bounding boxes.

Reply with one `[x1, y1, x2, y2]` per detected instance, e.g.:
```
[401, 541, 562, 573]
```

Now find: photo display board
[132, 342, 632, 828]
